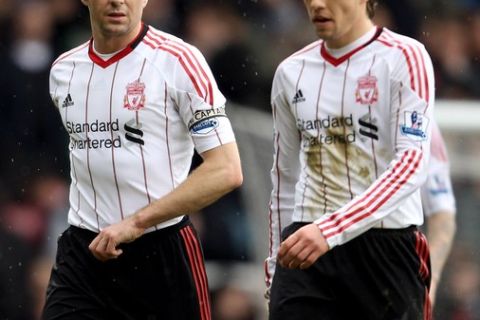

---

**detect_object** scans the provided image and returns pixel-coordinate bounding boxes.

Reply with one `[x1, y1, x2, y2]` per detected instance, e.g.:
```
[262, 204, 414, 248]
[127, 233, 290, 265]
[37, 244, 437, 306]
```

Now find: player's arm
[279, 42, 436, 269]
[421, 122, 456, 305]
[426, 210, 455, 305]
[135, 142, 242, 224]
[89, 142, 242, 261]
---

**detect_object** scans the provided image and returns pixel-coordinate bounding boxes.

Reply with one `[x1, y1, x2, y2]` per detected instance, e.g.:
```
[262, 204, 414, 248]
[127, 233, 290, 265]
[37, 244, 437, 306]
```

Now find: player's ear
[80, 0, 89, 6]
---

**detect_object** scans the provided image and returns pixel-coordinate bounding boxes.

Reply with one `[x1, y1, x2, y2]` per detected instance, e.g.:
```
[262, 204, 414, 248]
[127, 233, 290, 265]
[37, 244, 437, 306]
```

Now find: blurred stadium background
[1, 0, 480, 319]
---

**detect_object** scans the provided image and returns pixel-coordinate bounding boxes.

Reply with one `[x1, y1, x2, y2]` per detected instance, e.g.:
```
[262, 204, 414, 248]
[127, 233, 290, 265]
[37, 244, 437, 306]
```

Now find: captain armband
[188, 106, 227, 135]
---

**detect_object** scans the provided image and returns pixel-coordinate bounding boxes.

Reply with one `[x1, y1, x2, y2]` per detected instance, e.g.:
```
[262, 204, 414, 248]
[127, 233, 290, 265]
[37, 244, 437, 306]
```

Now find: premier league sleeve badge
[400, 111, 429, 141]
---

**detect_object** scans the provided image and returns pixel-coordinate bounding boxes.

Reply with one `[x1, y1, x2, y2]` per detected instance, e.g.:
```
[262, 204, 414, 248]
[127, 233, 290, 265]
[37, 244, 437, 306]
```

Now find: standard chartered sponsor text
[299, 114, 356, 146]
[67, 119, 122, 149]
[297, 114, 354, 131]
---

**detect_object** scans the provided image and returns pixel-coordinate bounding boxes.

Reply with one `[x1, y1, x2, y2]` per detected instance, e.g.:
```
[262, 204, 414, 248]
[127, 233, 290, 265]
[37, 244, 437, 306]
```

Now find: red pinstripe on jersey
[273, 129, 282, 243]
[266, 103, 284, 287]
[318, 149, 422, 238]
[63, 61, 84, 225]
[267, 105, 282, 272]
[340, 59, 354, 200]
[315, 62, 328, 214]
[143, 29, 214, 106]
[109, 62, 124, 220]
[393, 83, 403, 153]
[367, 55, 379, 179]
[134, 58, 154, 219]
[84, 63, 100, 230]
[164, 82, 175, 189]
[377, 31, 430, 102]
[180, 226, 211, 320]
[293, 60, 310, 220]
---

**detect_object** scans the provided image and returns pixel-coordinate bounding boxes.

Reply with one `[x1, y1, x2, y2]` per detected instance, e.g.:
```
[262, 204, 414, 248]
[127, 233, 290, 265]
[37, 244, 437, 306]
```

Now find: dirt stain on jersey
[303, 122, 377, 211]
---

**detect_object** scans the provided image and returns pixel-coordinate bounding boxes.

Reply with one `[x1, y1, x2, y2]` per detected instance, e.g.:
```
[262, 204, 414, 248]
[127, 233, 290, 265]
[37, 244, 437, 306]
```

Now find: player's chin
[102, 24, 129, 36]
[315, 29, 334, 40]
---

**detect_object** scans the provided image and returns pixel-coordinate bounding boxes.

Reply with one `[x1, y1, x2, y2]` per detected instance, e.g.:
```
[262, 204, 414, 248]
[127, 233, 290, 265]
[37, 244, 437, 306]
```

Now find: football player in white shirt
[266, 0, 436, 319]
[422, 122, 456, 307]
[42, 0, 242, 319]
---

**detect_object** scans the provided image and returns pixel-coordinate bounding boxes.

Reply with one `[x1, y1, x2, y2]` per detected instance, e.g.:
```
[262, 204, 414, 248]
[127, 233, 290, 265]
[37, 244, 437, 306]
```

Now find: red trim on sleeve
[318, 149, 422, 239]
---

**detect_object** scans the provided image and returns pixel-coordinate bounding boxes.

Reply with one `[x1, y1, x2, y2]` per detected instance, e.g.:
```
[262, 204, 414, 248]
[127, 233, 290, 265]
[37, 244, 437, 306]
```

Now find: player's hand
[277, 224, 329, 269]
[88, 216, 145, 261]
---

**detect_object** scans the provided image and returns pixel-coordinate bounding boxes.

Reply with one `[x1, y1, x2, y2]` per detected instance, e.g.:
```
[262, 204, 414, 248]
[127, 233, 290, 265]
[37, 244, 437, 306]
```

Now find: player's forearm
[316, 148, 427, 248]
[427, 211, 456, 283]
[133, 142, 243, 229]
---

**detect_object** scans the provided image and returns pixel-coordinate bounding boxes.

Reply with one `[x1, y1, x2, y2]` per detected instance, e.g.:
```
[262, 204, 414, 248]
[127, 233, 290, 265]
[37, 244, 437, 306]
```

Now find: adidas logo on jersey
[292, 89, 306, 104]
[62, 94, 74, 108]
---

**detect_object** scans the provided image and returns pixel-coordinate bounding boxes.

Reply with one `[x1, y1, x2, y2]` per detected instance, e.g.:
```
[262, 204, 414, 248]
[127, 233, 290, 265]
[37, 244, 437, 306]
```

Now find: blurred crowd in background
[1, 0, 480, 319]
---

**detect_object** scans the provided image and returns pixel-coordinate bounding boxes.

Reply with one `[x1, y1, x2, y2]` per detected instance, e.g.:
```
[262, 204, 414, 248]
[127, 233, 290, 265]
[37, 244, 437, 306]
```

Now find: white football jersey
[266, 27, 435, 286]
[421, 121, 456, 216]
[50, 24, 235, 233]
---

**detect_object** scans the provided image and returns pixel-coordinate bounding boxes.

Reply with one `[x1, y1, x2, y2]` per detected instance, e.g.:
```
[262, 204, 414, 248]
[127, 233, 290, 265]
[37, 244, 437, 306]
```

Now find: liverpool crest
[124, 80, 146, 111]
[355, 75, 378, 105]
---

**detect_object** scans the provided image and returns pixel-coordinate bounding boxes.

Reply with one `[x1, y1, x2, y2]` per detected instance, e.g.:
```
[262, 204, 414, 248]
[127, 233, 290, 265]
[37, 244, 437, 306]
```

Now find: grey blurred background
[1, 0, 480, 319]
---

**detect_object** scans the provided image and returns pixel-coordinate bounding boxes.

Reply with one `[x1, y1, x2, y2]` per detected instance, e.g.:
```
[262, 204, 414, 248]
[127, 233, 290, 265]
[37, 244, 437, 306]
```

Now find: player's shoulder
[376, 28, 428, 55]
[51, 40, 90, 69]
[275, 40, 322, 76]
[281, 40, 322, 66]
[144, 25, 205, 60]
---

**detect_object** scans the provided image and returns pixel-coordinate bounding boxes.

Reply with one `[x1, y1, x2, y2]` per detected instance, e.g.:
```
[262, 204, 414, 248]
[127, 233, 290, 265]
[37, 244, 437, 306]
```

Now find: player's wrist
[313, 222, 331, 251]
[132, 210, 149, 231]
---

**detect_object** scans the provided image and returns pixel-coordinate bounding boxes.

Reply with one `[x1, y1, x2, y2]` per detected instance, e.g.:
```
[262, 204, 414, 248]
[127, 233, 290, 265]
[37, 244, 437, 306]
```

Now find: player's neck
[91, 23, 142, 54]
[325, 18, 374, 49]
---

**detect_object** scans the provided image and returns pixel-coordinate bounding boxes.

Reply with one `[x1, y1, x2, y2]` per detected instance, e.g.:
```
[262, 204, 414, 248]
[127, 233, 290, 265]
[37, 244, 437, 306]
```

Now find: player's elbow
[450, 214, 457, 235]
[224, 161, 243, 191]
[414, 149, 429, 186]
[203, 143, 243, 192]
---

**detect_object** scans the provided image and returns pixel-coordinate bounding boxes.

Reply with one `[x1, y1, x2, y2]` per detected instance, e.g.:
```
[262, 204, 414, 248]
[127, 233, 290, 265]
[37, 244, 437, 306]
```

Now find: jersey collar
[88, 23, 149, 68]
[320, 27, 383, 67]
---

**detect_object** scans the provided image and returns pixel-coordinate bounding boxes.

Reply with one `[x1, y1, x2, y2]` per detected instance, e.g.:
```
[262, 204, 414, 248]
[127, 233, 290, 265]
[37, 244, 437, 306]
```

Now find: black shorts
[42, 217, 211, 320]
[269, 222, 431, 320]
